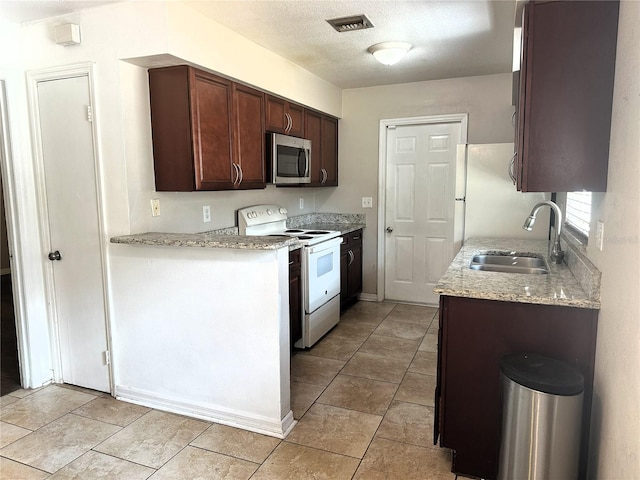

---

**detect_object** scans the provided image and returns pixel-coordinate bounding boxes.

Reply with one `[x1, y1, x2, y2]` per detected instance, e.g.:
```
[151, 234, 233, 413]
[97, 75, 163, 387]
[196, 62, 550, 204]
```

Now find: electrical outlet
[362, 197, 373, 208]
[596, 221, 604, 251]
[299, 197, 304, 209]
[151, 198, 160, 217]
[202, 205, 211, 223]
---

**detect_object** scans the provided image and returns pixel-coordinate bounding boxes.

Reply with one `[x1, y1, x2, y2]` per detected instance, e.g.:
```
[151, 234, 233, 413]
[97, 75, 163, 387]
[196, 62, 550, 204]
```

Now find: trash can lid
[501, 353, 584, 396]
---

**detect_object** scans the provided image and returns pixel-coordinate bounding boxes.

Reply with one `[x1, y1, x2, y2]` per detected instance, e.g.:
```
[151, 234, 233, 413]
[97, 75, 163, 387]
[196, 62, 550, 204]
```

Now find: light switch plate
[202, 205, 211, 223]
[151, 198, 160, 217]
[362, 197, 373, 208]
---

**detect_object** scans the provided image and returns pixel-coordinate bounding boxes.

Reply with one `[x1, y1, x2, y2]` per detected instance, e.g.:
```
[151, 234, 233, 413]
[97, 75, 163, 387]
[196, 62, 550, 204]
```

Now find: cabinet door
[191, 71, 235, 190]
[516, 0, 619, 192]
[340, 248, 349, 308]
[232, 84, 265, 189]
[265, 96, 304, 136]
[149, 66, 195, 191]
[304, 110, 323, 185]
[347, 239, 362, 299]
[321, 115, 338, 186]
[265, 95, 287, 133]
[287, 103, 305, 138]
[289, 249, 302, 347]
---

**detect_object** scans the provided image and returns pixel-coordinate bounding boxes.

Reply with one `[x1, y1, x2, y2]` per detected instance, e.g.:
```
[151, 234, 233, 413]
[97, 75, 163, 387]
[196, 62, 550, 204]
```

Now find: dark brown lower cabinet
[288, 249, 302, 349]
[340, 229, 363, 309]
[435, 295, 598, 480]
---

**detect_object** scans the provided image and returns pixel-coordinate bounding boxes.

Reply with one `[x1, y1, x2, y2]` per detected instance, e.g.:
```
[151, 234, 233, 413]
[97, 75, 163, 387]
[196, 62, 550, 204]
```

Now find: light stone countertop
[110, 214, 365, 251]
[434, 238, 600, 309]
[110, 232, 300, 250]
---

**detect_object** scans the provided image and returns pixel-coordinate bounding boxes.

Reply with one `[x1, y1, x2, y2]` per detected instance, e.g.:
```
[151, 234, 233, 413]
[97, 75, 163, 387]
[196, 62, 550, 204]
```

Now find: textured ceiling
[2, 0, 517, 89]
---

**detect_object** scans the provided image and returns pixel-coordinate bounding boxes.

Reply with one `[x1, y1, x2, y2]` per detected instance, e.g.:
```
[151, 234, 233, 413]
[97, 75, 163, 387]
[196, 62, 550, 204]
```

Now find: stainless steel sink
[469, 253, 549, 275]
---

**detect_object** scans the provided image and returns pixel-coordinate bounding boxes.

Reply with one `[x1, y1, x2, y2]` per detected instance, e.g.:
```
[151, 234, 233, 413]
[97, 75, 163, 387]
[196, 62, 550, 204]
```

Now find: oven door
[303, 237, 342, 313]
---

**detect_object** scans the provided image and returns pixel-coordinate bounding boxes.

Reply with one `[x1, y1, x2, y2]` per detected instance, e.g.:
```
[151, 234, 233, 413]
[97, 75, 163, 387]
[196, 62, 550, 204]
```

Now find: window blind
[565, 191, 592, 237]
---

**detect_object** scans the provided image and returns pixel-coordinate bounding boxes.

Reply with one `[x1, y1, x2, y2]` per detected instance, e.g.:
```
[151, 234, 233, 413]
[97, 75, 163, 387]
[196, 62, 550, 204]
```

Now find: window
[565, 191, 592, 238]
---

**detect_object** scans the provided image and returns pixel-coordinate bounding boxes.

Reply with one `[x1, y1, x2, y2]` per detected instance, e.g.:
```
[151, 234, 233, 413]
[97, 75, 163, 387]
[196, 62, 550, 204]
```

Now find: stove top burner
[305, 230, 330, 235]
[298, 236, 313, 240]
[285, 229, 304, 233]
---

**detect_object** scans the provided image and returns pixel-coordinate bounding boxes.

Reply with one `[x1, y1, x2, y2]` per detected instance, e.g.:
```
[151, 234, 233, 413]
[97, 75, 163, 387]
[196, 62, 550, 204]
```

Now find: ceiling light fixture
[368, 42, 412, 66]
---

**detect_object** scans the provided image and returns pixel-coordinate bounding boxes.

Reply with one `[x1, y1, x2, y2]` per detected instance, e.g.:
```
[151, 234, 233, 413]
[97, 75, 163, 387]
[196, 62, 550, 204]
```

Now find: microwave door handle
[298, 149, 308, 177]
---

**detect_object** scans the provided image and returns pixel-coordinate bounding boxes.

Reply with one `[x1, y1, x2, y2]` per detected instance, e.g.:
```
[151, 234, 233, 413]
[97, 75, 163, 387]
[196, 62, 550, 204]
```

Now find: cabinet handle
[508, 152, 517, 185]
[321, 168, 327, 184]
[232, 163, 240, 184]
[285, 112, 292, 133]
[353, 235, 360, 241]
[348, 249, 354, 266]
[238, 164, 243, 185]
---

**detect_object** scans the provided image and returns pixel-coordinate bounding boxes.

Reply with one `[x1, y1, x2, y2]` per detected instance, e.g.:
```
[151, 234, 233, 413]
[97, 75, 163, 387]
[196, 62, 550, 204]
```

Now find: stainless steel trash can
[498, 353, 584, 480]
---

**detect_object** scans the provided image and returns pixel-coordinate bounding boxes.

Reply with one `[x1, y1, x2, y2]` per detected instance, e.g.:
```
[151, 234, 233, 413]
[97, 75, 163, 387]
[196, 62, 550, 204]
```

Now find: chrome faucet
[523, 200, 565, 264]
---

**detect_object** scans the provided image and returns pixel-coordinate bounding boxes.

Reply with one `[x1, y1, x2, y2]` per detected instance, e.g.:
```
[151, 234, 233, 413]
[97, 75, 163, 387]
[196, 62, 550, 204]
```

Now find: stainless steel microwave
[268, 133, 311, 185]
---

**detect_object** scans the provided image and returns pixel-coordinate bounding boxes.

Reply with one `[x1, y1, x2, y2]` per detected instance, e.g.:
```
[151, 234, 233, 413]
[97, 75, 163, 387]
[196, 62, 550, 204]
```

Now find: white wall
[585, 2, 640, 477]
[2, 0, 342, 388]
[320, 73, 515, 295]
[109, 244, 293, 437]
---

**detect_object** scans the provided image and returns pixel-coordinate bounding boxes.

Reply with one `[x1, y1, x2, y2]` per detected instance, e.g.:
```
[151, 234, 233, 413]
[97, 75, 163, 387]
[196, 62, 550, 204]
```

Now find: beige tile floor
[0, 302, 471, 479]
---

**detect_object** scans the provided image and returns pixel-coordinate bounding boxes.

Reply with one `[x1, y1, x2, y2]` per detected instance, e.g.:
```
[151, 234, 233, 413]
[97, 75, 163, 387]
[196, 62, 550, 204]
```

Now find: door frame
[26, 62, 114, 392]
[0, 79, 30, 388]
[377, 114, 468, 302]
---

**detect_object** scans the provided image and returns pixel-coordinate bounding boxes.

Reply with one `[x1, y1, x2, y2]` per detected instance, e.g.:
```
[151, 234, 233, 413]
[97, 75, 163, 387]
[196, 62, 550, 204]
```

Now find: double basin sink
[469, 252, 549, 275]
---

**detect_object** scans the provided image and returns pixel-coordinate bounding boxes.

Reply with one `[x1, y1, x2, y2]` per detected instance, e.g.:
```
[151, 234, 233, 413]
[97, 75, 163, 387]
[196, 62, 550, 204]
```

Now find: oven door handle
[306, 236, 343, 254]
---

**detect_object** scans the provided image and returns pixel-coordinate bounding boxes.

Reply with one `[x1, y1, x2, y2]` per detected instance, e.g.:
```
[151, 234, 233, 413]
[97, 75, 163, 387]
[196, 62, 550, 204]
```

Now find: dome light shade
[368, 42, 412, 66]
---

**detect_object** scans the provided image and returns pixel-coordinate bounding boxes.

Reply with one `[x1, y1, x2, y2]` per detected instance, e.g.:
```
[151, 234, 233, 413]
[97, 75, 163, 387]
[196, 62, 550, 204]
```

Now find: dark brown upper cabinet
[516, 0, 619, 193]
[149, 65, 265, 191]
[304, 109, 338, 187]
[265, 95, 304, 138]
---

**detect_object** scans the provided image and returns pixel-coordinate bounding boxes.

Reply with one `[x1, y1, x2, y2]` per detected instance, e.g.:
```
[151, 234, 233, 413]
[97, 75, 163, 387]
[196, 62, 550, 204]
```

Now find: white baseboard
[114, 385, 296, 439]
[357, 293, 378, 302]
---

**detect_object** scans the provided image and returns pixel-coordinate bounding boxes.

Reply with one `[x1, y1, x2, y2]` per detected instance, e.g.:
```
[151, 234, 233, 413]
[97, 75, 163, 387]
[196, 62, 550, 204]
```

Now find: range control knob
[279, 207, 287, 214]
[266, 209, 273, 215]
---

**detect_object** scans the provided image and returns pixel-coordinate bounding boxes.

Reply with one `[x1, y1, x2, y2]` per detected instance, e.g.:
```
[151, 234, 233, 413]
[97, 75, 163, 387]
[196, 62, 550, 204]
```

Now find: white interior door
[36, 74, 110, 392]
[384, 122, 462, 305]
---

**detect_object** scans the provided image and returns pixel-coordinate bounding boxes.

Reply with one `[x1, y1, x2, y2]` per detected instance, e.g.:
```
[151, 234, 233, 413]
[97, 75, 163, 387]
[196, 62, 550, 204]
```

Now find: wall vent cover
[326, 14, 374, 32]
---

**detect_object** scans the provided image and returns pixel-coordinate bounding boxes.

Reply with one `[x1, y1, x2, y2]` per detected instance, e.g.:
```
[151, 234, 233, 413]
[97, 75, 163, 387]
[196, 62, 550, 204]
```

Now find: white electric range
[238, 205, 342, 348]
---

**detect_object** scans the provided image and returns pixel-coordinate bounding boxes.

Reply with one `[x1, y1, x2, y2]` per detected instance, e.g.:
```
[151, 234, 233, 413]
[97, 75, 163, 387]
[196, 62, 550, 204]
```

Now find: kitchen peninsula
[108, 213, 365, 439]
[109, 232, 299, 438]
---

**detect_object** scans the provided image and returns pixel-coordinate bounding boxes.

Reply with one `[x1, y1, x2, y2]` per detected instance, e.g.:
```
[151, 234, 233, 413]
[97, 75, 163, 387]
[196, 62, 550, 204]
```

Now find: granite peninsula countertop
[110, 213, 366, 251]
[110, 232, 300, 250]
[434, 237, 601, 309]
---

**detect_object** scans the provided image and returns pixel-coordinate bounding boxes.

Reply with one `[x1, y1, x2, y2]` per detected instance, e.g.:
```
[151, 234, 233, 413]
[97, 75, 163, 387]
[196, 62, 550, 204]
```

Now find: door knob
[386, 227, 393, 233]
[48, 250, 62, 261]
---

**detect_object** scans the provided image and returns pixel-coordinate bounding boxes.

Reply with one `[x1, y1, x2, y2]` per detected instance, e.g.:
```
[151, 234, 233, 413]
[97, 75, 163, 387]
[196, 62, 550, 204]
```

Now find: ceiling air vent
[326, 14, 374, 33]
